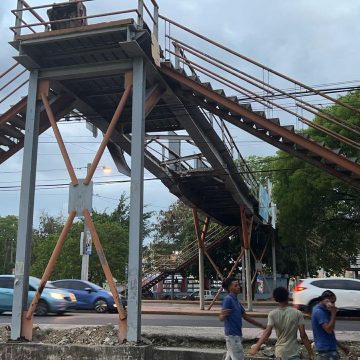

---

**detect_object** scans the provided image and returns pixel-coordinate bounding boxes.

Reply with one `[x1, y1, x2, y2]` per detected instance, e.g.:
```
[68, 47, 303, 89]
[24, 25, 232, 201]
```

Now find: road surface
[0, 312, 359, 331]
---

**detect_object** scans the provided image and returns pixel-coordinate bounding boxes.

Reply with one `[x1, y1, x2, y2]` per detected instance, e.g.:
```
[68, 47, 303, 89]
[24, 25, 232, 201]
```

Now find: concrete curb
[141, 307, 360, 321]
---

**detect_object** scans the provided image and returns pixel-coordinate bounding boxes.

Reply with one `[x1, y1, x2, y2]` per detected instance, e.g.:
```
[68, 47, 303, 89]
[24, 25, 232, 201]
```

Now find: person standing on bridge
[248, 286, 313, 360]
[311, 290, 349, 360]
[219, 276, 266, 360]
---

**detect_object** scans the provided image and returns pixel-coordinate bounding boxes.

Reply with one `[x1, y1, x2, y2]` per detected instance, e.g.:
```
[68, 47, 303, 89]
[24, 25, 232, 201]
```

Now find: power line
[0, 166, 304, 193]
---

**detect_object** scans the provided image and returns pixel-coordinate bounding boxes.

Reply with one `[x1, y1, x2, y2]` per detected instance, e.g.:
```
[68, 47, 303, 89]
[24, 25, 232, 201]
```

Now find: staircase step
[0, 124, 24, 139]
[298, 133, 310, 139]
[242, 116, 255, 126]
[227, 96, 238, 103]
[179, 68, 187, 76]
[202, 82, 213, 89]
[294, 143, 309, 152]
[331, 148, 342, 155]
[214, 89, 226, 96]
[268, 132, 281, 140]
[282, 125, 295, 132]
[163, 60, 173, 68]
[281, 125, 295, 144]
[9, 116, 26, 129]
[239, 102, 252, 110]
[267, 118, 281, 137]
[0, 134, 15, 147]
[348, 156, 358, 163]
[268, 117, 280, 125]
[253, 110, 266, 118]
[315, 141, 325, 147]
[189, 74, 201, 82]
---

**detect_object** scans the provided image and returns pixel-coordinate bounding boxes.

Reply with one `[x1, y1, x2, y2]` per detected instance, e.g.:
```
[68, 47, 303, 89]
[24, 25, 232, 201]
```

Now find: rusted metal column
[26, 211, 77, 321]
[207, 247, 245, 310]
[240, 204, 253, 311]
[250, 238, 269, 283]
[41, 91, 78, 186]
[203, 249, 224, 281]
[192, 209, 205, 310]
[83, 209, 127, 342]
[84, 73, 132, 185]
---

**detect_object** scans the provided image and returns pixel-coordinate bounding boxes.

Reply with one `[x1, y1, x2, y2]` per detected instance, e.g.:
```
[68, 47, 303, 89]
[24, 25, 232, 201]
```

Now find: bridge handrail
[199, 108, 258, 193]
[0, 62, 28, 106]
[159, 15, 360, 152]
[11, 1, 159, 41]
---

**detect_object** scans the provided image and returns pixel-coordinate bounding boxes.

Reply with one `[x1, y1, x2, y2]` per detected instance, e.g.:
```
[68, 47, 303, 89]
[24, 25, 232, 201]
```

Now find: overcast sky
[0, 0, 359, 227]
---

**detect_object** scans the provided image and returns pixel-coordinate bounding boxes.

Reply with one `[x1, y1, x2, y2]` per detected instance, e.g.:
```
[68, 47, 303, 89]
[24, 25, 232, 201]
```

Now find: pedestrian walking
[311, 290, 349, 360]
[249, 286, 313, 360]
[219, 277, 265, 360]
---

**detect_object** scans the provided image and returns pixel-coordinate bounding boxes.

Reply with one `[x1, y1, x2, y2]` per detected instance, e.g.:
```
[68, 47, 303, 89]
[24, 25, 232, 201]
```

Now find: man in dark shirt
[311, 290, 349, 360]
[219, 277, 265, 360]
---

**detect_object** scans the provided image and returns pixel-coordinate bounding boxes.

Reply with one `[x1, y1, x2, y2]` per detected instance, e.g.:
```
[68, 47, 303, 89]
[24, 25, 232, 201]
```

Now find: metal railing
[160, 15, 360, 154]
[11, 0, 159, 42]
[199, 108, 258, 193]
[0, 62, 28, 109]
[144, 137, 210, 172]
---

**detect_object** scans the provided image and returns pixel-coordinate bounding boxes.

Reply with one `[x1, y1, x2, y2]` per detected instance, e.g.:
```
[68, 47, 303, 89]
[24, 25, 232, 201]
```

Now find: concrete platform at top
[11, 18, 183, 134]
[9, 18, 260, 226]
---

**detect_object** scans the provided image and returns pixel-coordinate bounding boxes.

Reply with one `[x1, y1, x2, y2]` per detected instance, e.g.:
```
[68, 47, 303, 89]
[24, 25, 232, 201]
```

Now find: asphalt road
[0, 313, 359, 331]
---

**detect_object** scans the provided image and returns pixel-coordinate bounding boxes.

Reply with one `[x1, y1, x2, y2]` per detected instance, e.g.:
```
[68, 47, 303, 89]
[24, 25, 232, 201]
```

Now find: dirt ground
[0, 325, 359, 359]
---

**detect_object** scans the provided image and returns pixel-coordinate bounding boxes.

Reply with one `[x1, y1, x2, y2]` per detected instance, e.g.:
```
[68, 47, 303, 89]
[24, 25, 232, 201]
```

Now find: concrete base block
[154, 347, 226, 360]
[0, 343, 152, 360]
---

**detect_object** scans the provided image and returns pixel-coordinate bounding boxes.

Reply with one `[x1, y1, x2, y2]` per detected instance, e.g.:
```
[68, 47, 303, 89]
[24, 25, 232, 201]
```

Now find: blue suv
[51, 279, 116, 313]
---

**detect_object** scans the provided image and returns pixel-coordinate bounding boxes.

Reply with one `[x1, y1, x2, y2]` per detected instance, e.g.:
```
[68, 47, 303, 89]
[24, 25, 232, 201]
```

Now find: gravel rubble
[0, 325, 359, 359]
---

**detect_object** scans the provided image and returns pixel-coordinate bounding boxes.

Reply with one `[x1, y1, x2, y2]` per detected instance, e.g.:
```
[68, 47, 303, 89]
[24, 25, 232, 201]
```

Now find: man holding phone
[311, 290, 349, 360]
[219, 277, 265, 360]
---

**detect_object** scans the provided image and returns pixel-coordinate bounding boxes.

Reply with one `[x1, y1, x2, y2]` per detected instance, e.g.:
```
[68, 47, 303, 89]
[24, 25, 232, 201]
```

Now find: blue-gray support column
[14, 0, 24, 38]
[127, 57, 146, 342]
[11, 70, 40, 340]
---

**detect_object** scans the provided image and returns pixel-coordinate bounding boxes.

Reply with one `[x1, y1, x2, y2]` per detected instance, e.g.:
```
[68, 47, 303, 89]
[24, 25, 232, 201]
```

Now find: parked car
[293, 277, 360, 314]
[51, 279, 117, 313]
[0, 275, 77, 316]
[183, 290, 215, 301]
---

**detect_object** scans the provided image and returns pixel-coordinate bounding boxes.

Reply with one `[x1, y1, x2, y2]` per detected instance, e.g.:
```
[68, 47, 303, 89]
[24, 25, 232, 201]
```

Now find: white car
[293, 277, 360, 313]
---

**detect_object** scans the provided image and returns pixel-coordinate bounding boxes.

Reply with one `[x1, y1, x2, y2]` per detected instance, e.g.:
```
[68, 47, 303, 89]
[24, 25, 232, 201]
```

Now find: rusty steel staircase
[0, 63, 77, 165]
[161, 63, 360, 189]
[142, 224, 237, 291]
[158, 15, 360, 191]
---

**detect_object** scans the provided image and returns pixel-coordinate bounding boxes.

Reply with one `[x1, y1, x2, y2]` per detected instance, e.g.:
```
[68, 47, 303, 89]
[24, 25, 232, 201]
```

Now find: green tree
[255, 90, 360, 275]
[0, 215, 18, 274]
[31, 194, 151, 285]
